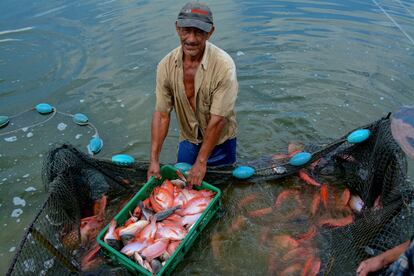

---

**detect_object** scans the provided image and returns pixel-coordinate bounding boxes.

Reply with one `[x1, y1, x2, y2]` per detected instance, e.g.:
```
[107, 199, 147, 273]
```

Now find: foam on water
[11, 209, 23, 218]
[13, 197, 26, 207]
[4, 136, 17, 142]
[57, 123, 67, 131]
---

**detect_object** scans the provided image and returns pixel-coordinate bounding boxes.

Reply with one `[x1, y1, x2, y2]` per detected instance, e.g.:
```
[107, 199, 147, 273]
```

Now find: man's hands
[147, 161, 161, 180]
[356, 255, 385, 276]
[187, 160, 207, 186]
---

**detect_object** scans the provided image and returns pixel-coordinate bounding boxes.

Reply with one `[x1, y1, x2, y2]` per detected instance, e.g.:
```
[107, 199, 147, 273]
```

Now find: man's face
[176, 23, 214, 58]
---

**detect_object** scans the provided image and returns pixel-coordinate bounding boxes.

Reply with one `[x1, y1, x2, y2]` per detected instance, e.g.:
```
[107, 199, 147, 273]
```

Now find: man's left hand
[187, 161, 207, 186]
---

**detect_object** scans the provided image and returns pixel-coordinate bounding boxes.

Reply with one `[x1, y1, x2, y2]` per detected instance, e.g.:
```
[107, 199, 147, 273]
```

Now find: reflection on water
[1, 0, 414, 274]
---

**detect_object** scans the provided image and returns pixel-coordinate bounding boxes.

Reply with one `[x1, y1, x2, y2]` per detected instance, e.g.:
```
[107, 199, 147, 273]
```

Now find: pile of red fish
[103, 174, 215, 274]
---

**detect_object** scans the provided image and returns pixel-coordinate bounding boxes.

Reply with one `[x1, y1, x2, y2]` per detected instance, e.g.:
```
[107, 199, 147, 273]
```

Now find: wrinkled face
[176, 23, 214, 58]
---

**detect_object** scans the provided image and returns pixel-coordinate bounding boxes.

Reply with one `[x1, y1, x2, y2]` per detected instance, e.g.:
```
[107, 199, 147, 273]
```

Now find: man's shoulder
[207, 42, 236, 70]
[158, 46, 181, 68]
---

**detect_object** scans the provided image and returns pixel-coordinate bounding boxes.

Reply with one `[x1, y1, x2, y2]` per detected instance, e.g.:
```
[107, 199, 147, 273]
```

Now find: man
[147, 2, 238, 186]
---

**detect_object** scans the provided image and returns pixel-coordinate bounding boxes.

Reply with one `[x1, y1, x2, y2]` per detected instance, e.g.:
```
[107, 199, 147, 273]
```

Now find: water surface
[1, 0, 414, 274]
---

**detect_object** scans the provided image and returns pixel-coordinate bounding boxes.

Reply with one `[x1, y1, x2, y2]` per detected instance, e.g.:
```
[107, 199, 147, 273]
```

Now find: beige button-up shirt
[155, 41, 238, 145]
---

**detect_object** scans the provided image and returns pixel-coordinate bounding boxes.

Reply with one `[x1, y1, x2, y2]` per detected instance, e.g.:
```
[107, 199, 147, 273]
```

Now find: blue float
[289, 151, 312, 166]
[174, 162, 192, 173]
[232, 166, 255, 179]
[112, 154, 135, 166]
[347, 129, 370, 144]
[0, 115, 9, 128]
[88, 137, 103, 154]
[35, 103, 54, 114]
[73, 113, 89, 125]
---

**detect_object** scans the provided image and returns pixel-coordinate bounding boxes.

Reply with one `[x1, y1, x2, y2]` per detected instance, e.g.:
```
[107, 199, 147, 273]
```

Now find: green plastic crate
[96, 165, 222, 275]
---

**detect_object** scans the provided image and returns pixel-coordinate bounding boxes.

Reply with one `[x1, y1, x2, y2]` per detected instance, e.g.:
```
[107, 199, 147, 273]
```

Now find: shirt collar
[174, 41, 210, 70]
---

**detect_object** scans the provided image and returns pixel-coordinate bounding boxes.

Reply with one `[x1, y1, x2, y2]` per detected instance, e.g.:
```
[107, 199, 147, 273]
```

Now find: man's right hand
[147, 161, 161, 180]
[356, 255, 385, 276]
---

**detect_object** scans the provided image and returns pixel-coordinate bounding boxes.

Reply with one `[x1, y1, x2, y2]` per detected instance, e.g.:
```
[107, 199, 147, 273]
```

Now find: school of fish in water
[209, 143, 382, 275]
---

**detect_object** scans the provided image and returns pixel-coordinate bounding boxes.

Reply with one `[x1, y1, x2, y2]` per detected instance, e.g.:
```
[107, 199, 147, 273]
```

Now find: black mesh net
[6, 114, 414, 275]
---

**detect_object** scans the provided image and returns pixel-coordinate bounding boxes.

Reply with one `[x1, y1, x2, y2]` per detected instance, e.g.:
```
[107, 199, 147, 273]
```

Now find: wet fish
[320, 184, 328, 209]
[317, 214, 353, 228]
[156, 223, 187, 240]
[310, 192, 321, 216]
[167, 240, 180, 256]
[228, 215, 247, 233]
[104, 220, 122, 250]
[296, 225, 317, 242]
[181, 213, 202, 228]
[151, 259, 163, 274]
[248, 207, 273, 217]
[237, 194, 258, 209]
[138, 217, 157, 240]
[141, 239, 169, 261]
[307, 258, 321, 276]
[119, 220, 149, 244]
[211, 233, 222, 260]
[282, 247, 310, 262]
[340, 188, 351, 206]
[373, 196, 382, 210]
[280, 263, 302, 275]
[120, 239, 148, 257]
[150, 186, 174, 212]
[176, 196, 211, 216]
[154, 205, 182, 222]
[138, 200, 155, 220]
[274, 190, 302, 209]
[288, 142, 303, 157]
[133, 251, 145, 266]
[92, 195, 107, 217]
[80, 215, 104, 245]
[80, 244, 102, 271]
[298, 170, 322, 187]
[272, 235, 299, 250]
[170, 179, 186, 188]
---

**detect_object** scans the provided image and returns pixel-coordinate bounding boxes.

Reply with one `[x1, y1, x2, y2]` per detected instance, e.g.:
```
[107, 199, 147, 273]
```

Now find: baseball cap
[177, 2, 214, 33]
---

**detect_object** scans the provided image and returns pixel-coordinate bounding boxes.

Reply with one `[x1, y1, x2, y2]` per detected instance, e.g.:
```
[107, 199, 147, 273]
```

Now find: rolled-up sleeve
[210, 65, 238, 117]
[155, 62, 173, 114]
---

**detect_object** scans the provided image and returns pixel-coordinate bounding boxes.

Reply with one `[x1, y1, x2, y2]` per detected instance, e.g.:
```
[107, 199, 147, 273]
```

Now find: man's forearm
[150, 111, 170, 162]
[382, 240, 410, 266]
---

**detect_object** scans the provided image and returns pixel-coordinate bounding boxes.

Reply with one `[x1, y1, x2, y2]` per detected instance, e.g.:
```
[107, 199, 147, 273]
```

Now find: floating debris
[13, 197, 26, 207]
[11, 208, 23, 217]
[23, 258, 35, 273]
[4, 136, 17, 142]
[57, 123, 67, 131]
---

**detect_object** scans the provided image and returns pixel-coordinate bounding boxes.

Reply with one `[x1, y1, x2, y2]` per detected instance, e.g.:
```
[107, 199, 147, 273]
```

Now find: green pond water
[1, 0, 414, 274]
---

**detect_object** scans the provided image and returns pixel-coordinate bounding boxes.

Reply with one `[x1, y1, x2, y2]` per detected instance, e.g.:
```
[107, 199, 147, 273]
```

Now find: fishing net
[6, 114, 414, 275]
[6, 144, 148, 275]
